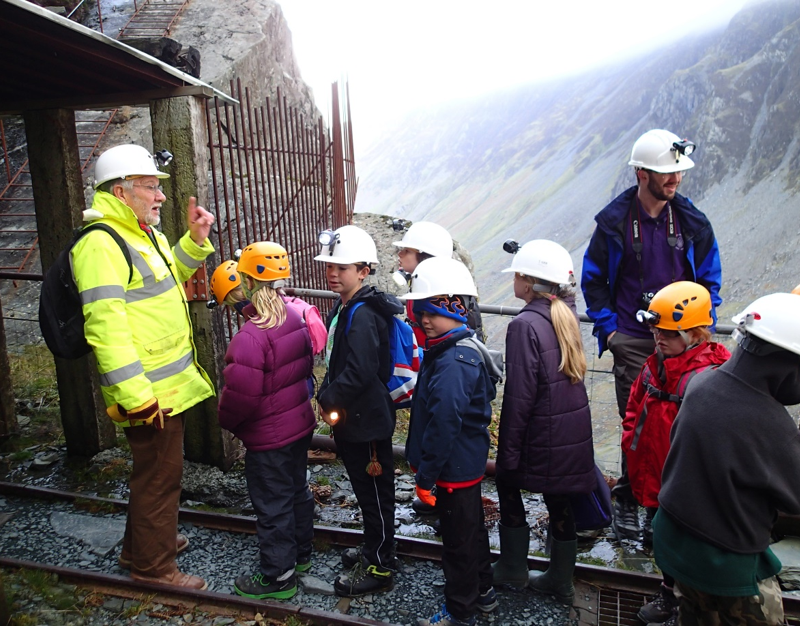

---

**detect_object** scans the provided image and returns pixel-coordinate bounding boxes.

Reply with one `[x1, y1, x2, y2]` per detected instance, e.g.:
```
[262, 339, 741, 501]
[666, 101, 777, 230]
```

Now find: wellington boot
[491, 523, 530, 588]
[528, 538, 576, 605]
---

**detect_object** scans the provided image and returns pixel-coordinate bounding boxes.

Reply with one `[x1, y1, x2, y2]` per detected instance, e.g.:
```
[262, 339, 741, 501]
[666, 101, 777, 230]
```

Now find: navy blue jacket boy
[406, 328, 497, 489]
[407, 326, 501, 625]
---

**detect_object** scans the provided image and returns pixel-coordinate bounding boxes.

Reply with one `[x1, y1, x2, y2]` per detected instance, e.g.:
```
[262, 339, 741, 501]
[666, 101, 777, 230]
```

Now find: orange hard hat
[237, 241, 290, 282]
[639, 281, 713, 331]
[209, 260, 240, 303]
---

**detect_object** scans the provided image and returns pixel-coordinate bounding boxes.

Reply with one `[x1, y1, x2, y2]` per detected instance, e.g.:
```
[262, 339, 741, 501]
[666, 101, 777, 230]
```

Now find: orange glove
[107, 398, 173, 430]
[416, 485, 436, 508]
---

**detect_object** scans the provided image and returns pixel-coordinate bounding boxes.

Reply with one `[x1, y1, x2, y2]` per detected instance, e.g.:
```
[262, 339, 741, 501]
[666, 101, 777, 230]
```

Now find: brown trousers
[120, 414, 184, 577]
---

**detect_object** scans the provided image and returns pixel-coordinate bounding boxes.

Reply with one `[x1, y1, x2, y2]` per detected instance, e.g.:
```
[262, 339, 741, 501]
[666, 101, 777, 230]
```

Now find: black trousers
[496, 475, 576, 542]
[245, 432, 315, 578]
[608, 331, 654, 504]
[438, 482, 493, 621]
[336, 437, 396, 568]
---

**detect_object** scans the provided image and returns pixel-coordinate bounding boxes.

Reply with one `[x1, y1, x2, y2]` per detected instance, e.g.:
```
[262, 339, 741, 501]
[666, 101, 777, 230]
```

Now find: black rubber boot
[491, 523, 530, 588]
[528, 537, 577, 604]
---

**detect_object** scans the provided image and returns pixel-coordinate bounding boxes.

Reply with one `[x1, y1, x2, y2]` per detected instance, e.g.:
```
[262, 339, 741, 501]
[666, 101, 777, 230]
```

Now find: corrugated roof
[0, 0, 236, 115]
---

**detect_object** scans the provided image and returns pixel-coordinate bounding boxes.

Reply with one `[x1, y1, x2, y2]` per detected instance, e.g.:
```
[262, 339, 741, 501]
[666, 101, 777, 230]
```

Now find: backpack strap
[344, 301, 365, 334]
[641, 363, 720, 407]
[77, 223, 133, 285]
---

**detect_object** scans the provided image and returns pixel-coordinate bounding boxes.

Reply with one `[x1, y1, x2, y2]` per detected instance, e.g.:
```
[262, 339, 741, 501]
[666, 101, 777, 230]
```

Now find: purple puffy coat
[496, 296, 596, 494]
[218, 304, 316, 451]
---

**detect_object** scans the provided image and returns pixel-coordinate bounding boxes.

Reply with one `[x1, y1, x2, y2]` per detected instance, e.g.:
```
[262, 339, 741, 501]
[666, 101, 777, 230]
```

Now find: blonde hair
[520, 275, 587, 383]
[248, 282, 287, 330]
[222, 286, 246, 307]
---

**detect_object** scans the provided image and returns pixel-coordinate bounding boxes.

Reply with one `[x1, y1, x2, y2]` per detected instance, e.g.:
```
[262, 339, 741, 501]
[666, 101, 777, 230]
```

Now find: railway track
[1, 481, 798, 626]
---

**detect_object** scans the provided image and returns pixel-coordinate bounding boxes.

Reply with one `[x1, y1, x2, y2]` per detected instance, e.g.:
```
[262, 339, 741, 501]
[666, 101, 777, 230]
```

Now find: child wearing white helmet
[314, 225, 404, 597]
[393, 221, 486, 345]
[654, 293, 800, 625]
[404, 257, 502, 626]
[493, 240, 596, 605]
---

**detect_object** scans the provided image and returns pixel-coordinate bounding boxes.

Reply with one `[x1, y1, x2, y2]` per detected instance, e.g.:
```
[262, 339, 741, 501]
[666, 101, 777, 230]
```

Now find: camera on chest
[640, 291, 656, 310]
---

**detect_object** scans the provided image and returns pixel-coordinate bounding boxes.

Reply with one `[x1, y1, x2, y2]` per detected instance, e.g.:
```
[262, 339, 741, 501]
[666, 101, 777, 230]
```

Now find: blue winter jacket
[405, 329, 496, 490]
[581, 186, 722, 355]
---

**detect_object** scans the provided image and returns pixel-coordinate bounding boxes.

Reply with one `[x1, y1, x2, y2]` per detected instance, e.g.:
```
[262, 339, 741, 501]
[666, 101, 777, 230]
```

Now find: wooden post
[0, 294, 16, 446]
[23, 108, 116, 457]
[150, 95, 235, 470]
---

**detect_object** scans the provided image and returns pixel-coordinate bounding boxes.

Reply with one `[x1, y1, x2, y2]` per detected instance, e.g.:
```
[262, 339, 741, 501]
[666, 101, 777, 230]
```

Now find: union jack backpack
[345, 301, 421, 409]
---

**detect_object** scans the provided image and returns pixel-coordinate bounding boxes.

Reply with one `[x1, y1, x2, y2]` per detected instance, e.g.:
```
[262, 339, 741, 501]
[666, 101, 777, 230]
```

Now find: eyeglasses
[651, 327, 681, 339]
[133, 183, 164, 195]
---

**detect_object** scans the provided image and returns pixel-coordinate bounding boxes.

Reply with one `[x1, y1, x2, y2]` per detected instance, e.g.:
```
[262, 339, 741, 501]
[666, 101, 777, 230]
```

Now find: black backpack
[39, 223, 132, 359]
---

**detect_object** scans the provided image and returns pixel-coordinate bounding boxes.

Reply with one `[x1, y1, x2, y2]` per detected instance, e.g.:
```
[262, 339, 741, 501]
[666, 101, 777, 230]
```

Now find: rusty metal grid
[205, 78, 356, 342]
[118, 0, 190, 40]
[596, 588, 651, 626]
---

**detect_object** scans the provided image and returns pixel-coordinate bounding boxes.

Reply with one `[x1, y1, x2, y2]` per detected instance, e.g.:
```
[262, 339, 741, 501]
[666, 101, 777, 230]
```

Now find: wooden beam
[150, 95, 236, 470]
[22, 107, 116, 457]
[0, 85, 236, 117]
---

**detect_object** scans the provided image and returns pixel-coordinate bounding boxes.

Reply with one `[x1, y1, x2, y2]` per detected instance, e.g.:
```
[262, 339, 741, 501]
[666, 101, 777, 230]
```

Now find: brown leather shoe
[118, 533, 190, 570]
[130, 568, 208, 590]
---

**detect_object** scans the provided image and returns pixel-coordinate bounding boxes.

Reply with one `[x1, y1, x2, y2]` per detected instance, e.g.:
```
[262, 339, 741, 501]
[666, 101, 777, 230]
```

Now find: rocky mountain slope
[357, 0, 800, 339]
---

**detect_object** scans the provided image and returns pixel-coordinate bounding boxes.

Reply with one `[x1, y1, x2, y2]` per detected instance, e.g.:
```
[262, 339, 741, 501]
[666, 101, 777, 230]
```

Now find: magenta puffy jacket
[218, 304, 315, 451]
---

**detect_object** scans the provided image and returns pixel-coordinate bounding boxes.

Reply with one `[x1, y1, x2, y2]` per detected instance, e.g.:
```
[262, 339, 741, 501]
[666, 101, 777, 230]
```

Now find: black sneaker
[412, 497, 437, 515]
[476, 586, 498, 613]
[647, 612, 677, 626]
[234, 572, 297, 600]
[334, 561, 394, 597]
[341, 545, 398, 570]
[638, 585, 677, 624]
[612, 498, 641, 541]
[295, 555, 312, 573]
[417, 604, 476, 626]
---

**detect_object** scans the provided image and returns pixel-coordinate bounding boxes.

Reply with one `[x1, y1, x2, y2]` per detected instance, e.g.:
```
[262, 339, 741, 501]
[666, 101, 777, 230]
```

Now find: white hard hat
[314, 225, 378, 265]
[402, 257, 478, 300]
[392, 221, 453, 259]
[501, 239, 575, 286]
[93, 144, 170, 189]
[628, 129, 696, 174]
[732, 293, 800, 357]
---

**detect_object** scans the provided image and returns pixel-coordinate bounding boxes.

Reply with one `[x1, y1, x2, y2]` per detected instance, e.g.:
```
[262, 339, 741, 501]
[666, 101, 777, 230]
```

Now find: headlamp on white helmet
[93, 144, 172, 189]
[629, 129, 697, 174]
[314, 225, 378, 269]
[501, 239, 576, 289]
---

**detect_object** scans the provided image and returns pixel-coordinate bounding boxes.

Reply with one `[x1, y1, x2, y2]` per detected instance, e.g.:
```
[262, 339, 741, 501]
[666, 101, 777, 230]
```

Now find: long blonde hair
[520, 275, 587, 383]
[248, 281, 287, 330]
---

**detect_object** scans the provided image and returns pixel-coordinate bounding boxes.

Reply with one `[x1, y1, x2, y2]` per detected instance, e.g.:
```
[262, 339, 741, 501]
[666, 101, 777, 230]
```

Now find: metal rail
[4, 481, 800, 625]
[0, 556, 383, 626]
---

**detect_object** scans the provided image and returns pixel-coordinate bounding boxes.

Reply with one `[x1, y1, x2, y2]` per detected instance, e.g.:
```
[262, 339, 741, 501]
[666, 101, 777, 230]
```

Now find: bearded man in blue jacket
[581, 129, 722, 542]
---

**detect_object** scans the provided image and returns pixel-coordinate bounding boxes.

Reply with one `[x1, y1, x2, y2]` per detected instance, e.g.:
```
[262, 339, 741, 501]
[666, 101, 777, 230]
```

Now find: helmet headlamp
[636, 309, 661, 326]
[391, 218, 407, 232]
[671, 140, 696, 162]
[503, 239, 520, 254]
[318, 230, 340, 254]
[154, 149, 173, 167]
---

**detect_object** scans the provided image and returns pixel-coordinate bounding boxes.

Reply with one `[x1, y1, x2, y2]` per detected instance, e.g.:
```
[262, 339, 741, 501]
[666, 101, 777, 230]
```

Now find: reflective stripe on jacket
[70, 191, 215, 421]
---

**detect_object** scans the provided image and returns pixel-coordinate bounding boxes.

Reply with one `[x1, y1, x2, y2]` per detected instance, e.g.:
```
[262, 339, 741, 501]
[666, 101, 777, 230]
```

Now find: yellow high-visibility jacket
[71, 191, 215, 423]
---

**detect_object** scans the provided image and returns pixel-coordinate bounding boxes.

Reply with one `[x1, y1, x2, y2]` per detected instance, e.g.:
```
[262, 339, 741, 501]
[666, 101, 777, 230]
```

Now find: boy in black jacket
[315, 225, 403, 597]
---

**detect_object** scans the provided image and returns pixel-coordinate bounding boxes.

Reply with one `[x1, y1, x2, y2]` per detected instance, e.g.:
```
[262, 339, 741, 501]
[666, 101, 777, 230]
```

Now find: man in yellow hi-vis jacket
[72, 144, 215, 590]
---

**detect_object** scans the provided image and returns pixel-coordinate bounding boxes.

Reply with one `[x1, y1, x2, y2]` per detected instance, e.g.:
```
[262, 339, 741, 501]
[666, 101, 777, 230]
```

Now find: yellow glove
[107, 398, 173, 430]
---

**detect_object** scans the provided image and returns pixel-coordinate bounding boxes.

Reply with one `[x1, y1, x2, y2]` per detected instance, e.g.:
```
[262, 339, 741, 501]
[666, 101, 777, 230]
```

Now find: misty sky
[278, 0, 746, 157]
